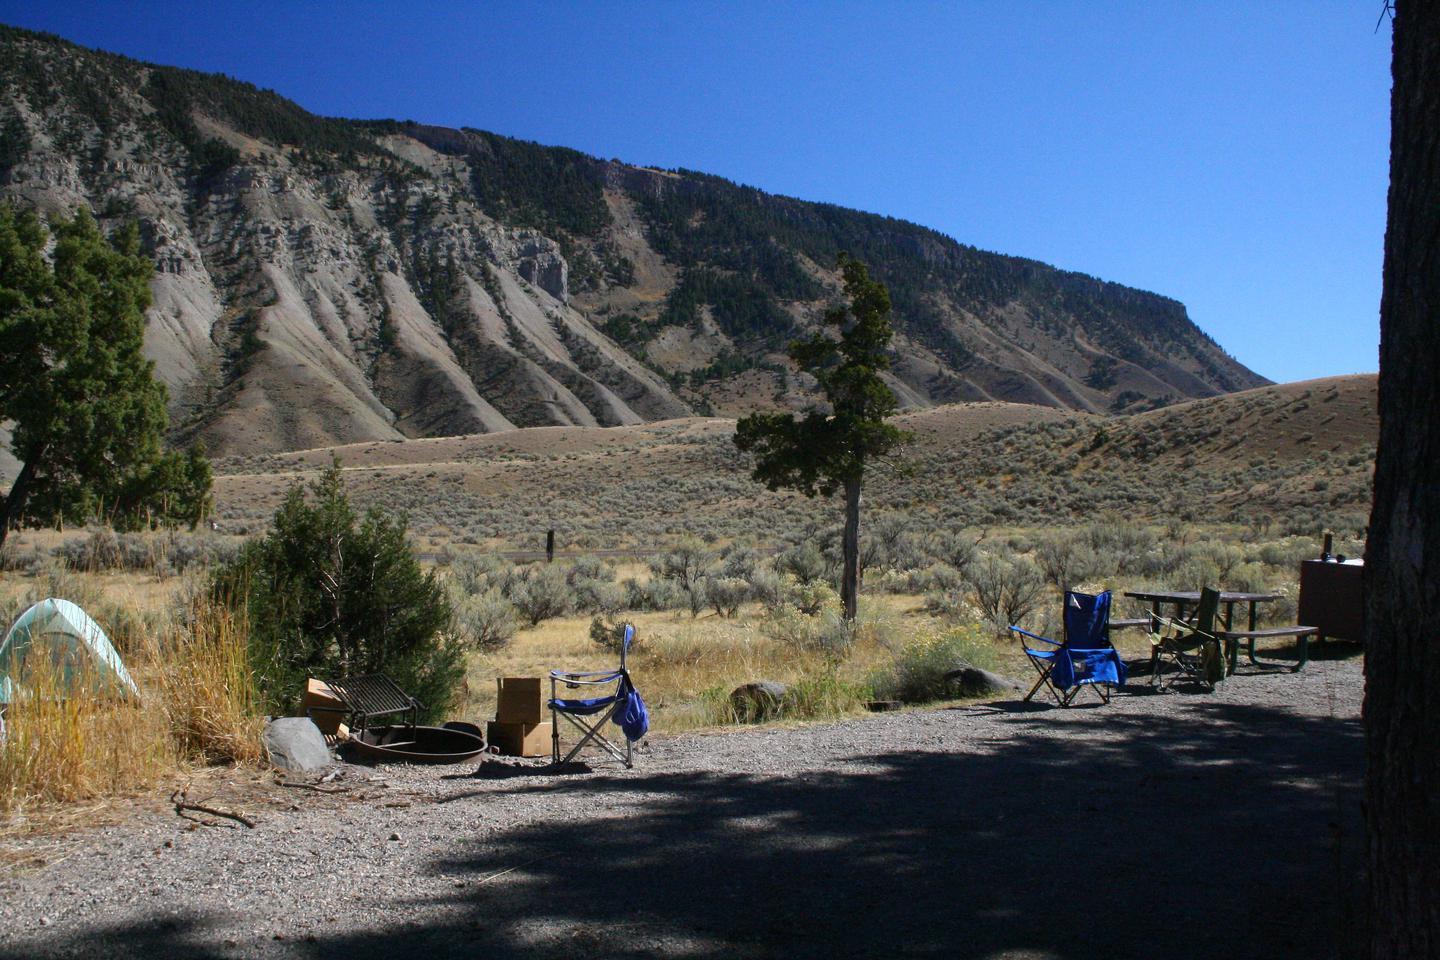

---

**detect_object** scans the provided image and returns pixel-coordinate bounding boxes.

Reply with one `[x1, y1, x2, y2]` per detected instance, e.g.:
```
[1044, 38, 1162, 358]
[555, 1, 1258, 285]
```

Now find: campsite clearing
[0, 654, 1363, 960]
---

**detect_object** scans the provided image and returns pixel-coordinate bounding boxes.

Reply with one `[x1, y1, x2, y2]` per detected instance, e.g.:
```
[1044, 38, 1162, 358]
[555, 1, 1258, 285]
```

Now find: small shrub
[452, 587, 519, 650]
[931, 532, 980, 578]
[869, 625, 999, 704]
[774, 542, 829, 585]
[965, 552, 1046, 633]
[705, 576, 750, 617]
[623, 576, 686, 612]
[450, 552, 511, 595]
[650, 537, 716, 618]
[744, 567, 786, 608]
[212, 463, 464, 723]
[57, 529, 122, 571]
[788, 579, 840, 616]
[506, 563, 575, 626]
[1035, 534, 1101, 590]
[589, 615, 638, 654]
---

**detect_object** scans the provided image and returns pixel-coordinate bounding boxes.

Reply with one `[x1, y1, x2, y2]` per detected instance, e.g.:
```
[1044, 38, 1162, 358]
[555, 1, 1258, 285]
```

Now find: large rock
[943, 663, 1024, 698]
[729, 681, 789, 721]
[261, 717, 332, 772]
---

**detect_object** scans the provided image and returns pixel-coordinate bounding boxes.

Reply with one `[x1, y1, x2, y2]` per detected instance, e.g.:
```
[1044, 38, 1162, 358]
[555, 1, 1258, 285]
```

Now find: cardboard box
[495, 677, 546, 724]
[487, 720, 553, 758]
[303, 677, 347, 735]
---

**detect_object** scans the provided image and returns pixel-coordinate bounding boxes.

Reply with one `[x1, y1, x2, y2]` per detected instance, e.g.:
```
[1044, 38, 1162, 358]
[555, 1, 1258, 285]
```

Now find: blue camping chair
[549, 623, 648, 768]
[1009, 590, 1128, 706]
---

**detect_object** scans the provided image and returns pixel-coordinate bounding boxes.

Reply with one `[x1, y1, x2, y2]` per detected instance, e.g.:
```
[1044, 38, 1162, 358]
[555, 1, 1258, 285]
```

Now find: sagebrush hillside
[211, 375, 1376, 550]
[0, 24, 1266, 458]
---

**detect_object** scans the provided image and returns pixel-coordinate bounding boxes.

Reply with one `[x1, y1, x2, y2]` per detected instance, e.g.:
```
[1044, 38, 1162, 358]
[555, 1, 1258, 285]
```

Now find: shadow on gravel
[21, 699, 1363, 960]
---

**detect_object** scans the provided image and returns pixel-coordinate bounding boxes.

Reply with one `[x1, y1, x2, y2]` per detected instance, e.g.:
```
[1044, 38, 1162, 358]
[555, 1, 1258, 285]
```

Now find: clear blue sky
[0, 1, 1392, 383]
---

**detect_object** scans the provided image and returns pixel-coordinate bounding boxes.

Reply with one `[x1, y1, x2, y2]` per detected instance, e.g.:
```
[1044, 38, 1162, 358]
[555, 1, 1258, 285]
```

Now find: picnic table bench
[1123, 589, 1316, 674]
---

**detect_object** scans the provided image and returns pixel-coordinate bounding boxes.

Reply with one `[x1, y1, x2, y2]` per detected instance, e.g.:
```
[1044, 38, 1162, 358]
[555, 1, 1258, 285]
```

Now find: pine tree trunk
[841, 477, 862, 622]
[1365, 2, 1440, 956]
[0, 458, 37, 552]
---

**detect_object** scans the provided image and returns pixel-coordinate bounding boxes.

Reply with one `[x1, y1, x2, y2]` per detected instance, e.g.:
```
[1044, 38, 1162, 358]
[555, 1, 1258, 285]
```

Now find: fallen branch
[278, 781, 350, 794]
[475, 852, 560, 886]
[170, 790, 256, 829]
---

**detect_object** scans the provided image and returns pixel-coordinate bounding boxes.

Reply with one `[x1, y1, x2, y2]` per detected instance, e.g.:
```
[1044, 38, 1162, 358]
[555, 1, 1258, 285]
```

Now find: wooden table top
[1122, 589, 1282, 604]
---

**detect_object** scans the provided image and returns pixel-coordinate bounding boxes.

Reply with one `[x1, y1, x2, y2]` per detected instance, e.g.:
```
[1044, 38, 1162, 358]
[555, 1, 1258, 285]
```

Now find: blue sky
[0, 1, 1392, 383]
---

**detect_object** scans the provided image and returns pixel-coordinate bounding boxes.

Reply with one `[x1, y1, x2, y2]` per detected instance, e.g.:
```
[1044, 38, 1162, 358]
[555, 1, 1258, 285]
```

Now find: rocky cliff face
[0, 26, 1267, 456]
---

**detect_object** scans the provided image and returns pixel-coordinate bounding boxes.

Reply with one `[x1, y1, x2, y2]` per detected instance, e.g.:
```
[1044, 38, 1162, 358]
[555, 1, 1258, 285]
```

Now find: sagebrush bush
[449, 551, 511, 595]
[1035, 534, 1101, 590]
[775, 542, 830, 585]
[650, 537, 715, 618]
[506, 563, 574, 626]
[965, 552, 1046, 632]
[869, 626, 999, 705]
[787, 579, 840, 616]
[452, 587, 519, 650]
[588, 615, 638, 654]
[704, 576, 750, 617]
[623, 576, 687, 612]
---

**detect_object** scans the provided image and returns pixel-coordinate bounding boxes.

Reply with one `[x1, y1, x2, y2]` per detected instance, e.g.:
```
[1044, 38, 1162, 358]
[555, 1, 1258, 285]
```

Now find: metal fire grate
[318, 673, 420, 736]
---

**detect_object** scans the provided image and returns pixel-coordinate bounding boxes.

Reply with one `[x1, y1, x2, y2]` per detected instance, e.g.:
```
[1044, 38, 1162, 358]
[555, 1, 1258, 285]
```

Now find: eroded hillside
[0, 25, 1267, 458]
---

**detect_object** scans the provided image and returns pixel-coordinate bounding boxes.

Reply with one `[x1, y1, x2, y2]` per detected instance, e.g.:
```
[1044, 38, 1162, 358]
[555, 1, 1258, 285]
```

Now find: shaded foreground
[0, 657, 1363, 959]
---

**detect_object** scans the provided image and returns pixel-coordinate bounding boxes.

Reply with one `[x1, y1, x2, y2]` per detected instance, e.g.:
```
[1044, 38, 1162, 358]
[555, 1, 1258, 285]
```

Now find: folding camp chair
[549, 623, 648, 768]
[1148, 586, 1226, 692]
[1009, 590, 1128, 706]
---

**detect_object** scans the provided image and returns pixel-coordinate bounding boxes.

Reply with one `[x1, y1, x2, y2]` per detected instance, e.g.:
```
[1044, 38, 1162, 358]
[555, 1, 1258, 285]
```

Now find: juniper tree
[735, 255, 910, 621]
[0, 206, 210, 545]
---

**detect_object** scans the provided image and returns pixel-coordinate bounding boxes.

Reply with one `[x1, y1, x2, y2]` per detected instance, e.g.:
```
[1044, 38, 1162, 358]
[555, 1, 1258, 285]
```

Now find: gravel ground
[0, 653, 1365, 960]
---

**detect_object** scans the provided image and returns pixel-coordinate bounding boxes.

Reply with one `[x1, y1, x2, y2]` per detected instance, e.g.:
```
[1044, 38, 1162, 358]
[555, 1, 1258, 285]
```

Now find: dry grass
[459, 596, 975, 734]
[144, 601, 263, 765]
[0, 594, 261, 823]
[0, 656, 172, 817]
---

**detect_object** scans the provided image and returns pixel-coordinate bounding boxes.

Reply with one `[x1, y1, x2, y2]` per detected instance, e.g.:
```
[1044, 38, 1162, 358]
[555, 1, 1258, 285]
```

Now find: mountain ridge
[0, 24, 1267, 458]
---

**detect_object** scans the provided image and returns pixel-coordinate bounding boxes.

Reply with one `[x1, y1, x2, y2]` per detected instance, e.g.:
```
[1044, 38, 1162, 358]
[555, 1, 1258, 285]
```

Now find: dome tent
[0, 598, 140, 704]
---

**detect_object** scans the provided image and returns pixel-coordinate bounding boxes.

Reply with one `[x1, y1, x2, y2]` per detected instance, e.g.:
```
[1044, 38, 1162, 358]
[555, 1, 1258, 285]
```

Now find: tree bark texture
[1365, 2, 1440, 956]
[0, 457, 37, 552]
[841, 477, 862, 622]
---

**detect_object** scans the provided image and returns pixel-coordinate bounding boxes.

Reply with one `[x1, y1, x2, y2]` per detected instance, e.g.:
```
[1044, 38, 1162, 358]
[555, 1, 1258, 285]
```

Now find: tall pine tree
[735, 254, 909, 621]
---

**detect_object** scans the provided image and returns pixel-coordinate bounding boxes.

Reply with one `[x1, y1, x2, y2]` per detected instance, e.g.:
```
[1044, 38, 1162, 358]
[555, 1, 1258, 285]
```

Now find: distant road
[415, 548, 657, 564]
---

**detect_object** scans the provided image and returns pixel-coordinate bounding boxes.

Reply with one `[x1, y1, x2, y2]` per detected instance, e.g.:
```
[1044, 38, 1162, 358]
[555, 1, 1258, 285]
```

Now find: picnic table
[1122, 589, 1314, 673]
[1122, 589, 1281, 632]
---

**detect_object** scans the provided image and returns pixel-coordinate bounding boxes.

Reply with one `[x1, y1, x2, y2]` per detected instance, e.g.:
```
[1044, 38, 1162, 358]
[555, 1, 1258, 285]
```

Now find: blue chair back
[1062, 590, 1112, 651]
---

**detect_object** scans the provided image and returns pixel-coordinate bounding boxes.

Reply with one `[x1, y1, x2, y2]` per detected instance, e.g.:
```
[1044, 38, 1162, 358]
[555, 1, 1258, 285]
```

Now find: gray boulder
[262, 717, 332, 772]
[943, 662, 1024, 698]
[729, 681, 789, 721]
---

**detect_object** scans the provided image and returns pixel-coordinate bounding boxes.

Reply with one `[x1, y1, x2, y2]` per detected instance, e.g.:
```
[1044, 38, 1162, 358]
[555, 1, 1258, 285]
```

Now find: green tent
[0, 598, 140, 704]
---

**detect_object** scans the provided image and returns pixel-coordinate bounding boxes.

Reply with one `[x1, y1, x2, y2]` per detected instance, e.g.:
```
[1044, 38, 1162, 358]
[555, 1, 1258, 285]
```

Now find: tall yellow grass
[145, 600, 263, 765]
[0, 596, 260, 817]
[0, 655, 171, 814]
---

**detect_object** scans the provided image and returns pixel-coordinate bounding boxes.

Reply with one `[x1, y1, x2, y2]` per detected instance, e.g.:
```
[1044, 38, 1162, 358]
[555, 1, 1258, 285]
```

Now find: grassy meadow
[0, 375, 1376, 824]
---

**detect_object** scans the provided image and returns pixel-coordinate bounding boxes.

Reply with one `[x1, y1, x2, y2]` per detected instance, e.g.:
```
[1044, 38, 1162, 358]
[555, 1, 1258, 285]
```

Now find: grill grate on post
[316, 673, 420, 736]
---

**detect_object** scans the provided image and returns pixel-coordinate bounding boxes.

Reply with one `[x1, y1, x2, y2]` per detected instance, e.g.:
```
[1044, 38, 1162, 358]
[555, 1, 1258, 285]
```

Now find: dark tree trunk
[1365, 2, 1440, 956]
[841, 477, 862, 621]
[0, 457, 37, 552]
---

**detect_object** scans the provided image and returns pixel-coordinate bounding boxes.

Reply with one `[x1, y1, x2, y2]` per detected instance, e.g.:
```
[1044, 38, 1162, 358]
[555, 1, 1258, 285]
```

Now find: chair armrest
[1009, 626, 1060, 645]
